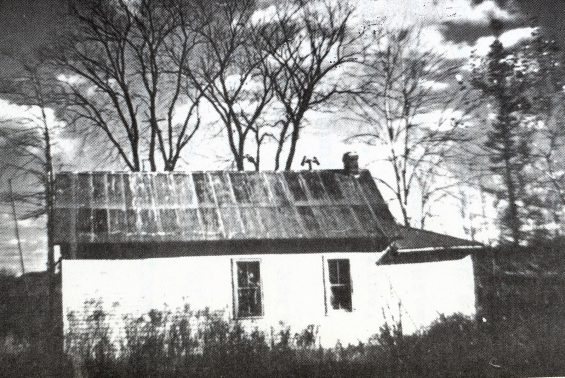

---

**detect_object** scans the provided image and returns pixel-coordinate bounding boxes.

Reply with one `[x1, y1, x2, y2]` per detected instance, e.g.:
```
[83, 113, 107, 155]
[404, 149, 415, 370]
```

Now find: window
[234, 260, 263, 318]
[327, 259, 352, 311]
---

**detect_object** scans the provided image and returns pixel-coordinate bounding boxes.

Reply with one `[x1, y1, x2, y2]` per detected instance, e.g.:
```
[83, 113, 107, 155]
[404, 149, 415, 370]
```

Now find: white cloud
[413, 108, 465, 131]
[251, 5, 278, 25]
[420, 25, 536, 61]
[0, 99, 64, 131]
[7, 238, 25, 245]
[57, 74, 86, 85]
[354, 0, 518, 31]
[420, 79, 450, 91]
[473, 26, 536, 55]
[0, 98, 77, 164]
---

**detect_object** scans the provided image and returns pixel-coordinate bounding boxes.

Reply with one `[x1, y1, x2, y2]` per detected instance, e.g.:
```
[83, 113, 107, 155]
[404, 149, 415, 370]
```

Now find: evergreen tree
[471, 27, 533, 245]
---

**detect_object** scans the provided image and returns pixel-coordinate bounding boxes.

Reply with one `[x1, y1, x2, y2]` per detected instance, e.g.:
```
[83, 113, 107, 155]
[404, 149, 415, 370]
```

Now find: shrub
[3, 308, 565, 377]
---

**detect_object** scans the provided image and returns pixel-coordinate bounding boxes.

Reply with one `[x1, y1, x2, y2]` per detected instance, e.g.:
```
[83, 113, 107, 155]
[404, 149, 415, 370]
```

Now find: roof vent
[342, 152, 359, 175]
[301, 156, 320, 171]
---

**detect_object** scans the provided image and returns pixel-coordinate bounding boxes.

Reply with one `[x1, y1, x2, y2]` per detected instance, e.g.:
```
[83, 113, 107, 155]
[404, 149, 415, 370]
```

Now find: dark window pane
[92, 209, 108, 233]
[302, 172, 327, 200]
[229, 173, 251, 203]
[193, 173, 214, 204]
[320, 172, 343, 200]
[328, 259, 351, 285]
[246, 262, 260, 284]
[92, 173, 106, 205]
[337, 259, 350, 284]
[77, 209, 92, 233]
[210, 172, 233, 205]
[297, 206, 321, 234]
[284, 172, 307, 201]
[237, 263, 248, 287]
[236, 261, 262, 317]
[328, 260, 338, 284]
[328, 259, 352, 311]
[330, 286, 352, 311]
[238, 288, 262, 317]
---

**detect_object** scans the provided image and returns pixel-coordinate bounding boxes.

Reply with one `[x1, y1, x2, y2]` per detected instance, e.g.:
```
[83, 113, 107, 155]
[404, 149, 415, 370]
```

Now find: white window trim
[323, 256, 354, 315]
[231, 258, 264, 319]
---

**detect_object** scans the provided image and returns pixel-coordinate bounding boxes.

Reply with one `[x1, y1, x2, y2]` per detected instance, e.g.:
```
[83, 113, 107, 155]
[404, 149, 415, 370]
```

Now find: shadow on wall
[65, 300, 322, 358]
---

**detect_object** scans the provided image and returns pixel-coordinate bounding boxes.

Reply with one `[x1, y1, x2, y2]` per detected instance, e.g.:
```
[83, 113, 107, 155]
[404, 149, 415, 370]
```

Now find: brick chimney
[342, 151, 359, 175]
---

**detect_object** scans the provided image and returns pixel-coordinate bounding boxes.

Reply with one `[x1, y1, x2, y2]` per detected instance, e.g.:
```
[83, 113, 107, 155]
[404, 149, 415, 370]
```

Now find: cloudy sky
[0, 0, 563, 273]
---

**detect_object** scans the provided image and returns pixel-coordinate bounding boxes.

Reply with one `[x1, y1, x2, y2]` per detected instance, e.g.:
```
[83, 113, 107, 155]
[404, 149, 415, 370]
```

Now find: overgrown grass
[2, 306, 565, 377]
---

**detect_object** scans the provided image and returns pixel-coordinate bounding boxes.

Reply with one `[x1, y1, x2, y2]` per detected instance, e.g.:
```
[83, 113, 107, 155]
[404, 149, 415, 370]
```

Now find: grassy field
[1, 241, 565, 377]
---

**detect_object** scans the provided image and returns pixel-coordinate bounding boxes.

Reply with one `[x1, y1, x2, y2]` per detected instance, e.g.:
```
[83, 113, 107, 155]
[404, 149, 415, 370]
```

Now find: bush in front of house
[66, 304, 328, 377]
[3, 306, 565, 377]
[64, 305, 499, 377]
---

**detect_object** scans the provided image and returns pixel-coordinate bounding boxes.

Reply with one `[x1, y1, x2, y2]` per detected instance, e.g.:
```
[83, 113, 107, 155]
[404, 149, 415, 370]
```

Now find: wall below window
[61, 252, 475, 347]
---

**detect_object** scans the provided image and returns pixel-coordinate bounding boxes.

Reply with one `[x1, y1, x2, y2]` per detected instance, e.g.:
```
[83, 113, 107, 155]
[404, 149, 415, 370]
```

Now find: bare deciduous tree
[522, 34, 565, 236]
[349, 28, 474, 227]
[0, 56, 64, 344]
[260, 0, 367, 170]
[183, 0, 275, 171]
[50, 0, 204, 171]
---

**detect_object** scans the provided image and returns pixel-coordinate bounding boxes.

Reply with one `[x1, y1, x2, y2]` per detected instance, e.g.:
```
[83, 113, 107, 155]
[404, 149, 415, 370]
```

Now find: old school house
[54, 153, 483, 346]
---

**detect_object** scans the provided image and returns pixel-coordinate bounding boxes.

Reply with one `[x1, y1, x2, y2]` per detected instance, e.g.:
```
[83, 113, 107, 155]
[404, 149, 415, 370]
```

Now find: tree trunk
[503, 152, 520, 245]
[42, 113, 59, 351]
[284, 122, 300, 171]
[274, 121, 290, 171]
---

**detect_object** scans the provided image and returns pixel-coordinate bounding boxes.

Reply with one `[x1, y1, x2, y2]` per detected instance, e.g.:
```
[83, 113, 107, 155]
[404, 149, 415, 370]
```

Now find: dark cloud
[0, 0, 68, 76]
[0, 0, 67, 51]
[511, 1, 565, 49]
[441, 22, 492, 44]
[441, 16, 527, 44]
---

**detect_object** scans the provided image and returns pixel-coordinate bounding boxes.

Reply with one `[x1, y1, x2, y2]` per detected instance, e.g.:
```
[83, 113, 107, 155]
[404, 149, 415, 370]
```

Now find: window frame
[232, 258, 264, 319]
[324, 257, 353, 313]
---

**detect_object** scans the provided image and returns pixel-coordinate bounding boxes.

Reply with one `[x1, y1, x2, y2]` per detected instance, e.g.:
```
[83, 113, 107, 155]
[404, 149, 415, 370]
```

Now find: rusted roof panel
[53, 170, 395, 244]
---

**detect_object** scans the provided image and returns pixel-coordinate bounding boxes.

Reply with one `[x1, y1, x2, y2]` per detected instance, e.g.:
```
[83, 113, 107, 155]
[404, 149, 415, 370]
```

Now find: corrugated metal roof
[53, 170, 396, 244]
[376, 226, 483, 265]
[394, 226, 483, 252]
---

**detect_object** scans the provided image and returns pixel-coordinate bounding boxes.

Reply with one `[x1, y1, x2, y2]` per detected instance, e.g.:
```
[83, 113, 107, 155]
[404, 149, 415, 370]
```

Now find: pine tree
[471, 31, 533, 245]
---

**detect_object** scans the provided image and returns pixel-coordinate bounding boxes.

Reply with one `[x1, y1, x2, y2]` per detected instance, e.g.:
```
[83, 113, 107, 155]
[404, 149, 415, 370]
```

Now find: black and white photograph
[0, 0, 564, 376]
